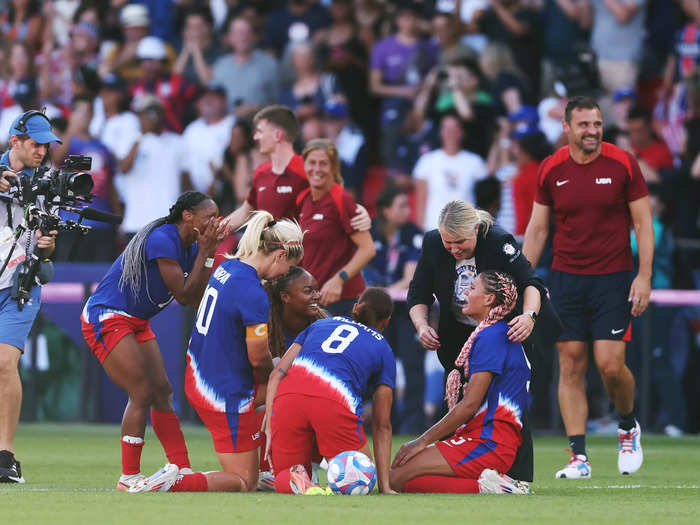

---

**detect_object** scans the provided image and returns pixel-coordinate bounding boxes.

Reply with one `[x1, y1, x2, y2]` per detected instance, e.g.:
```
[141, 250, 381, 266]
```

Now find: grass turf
[2, 423, 699, 524]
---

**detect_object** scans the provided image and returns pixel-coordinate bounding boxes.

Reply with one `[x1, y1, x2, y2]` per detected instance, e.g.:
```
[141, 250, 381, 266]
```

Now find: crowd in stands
[2, 0, 699, 434]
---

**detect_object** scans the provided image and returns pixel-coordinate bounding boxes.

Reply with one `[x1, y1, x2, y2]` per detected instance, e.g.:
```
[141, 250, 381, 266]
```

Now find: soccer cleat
[128, 463, 179, 493]
[117, 473, 147, 491]
[258, 470, 276, 492]
[618, 420, 643, 475]
[555, 453, 591, 479]
[478, 469, 530, 494]
[0, 455, 25, 484]
[288, 464, 328, 495]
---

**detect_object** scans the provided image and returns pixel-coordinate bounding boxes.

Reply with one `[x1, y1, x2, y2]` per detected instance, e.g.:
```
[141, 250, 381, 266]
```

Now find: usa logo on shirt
[277, 185, 293, 193]
[312, 213, 324, 220]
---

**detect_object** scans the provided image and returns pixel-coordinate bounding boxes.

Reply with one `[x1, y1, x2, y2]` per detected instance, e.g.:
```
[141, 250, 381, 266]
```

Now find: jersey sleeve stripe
[601, 142, 634, 179]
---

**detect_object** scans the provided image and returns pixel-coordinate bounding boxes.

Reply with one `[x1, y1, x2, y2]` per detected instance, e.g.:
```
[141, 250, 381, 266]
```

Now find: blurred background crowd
[2, 0, 700, 436]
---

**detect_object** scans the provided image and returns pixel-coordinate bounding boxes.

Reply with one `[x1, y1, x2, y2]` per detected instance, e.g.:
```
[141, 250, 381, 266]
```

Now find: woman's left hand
[507, 313, 535, 342]
[391, 438, 426, 468]
[319, 275, 343, 305]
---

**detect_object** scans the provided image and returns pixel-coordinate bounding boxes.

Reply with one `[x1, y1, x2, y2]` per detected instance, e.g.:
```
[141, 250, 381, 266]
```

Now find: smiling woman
[296, 139, 376, 315]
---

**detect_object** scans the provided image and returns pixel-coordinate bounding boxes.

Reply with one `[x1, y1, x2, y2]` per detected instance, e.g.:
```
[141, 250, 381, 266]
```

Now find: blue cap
[10, 112, 62, 144]
[612, 87, 636, 103]
[507, 105, 538, 125]
[511, 122, 539, 140]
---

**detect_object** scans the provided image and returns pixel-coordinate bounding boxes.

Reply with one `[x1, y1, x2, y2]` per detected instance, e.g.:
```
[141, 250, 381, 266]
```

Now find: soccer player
[264, 287, 396, 495]
[81, 191, 225, 490]
[131, 211, 305, 493]
[390, 271, 530, 495]
[523, 95, 652, 478]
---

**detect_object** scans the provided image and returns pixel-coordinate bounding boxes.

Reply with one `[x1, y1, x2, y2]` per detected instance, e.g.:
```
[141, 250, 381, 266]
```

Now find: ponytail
[234, 210, 304, 261]
[445, 271, 518, 410]
[119, 191, 210, 298]
[351, 287, 393, 328]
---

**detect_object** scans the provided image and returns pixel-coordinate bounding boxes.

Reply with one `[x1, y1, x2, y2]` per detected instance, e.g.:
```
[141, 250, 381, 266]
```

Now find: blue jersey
[462, 321, 531, 446]
[86, 224, 198, 319]
[185, 259, 269, 414]
[277, 316, 396, 416]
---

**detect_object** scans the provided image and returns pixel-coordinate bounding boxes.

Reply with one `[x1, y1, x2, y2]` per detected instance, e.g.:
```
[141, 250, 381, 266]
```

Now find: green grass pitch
[2, 423, 699, 524]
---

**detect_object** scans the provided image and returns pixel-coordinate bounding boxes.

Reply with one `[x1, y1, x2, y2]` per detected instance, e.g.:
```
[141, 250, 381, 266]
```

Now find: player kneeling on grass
[390, 271, 531, 494]
[130, 211, 304, 493]
[263, 287, 396, 495]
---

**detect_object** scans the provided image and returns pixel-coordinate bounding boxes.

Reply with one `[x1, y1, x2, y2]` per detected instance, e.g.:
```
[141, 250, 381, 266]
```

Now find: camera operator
[0, 111, 61, 483]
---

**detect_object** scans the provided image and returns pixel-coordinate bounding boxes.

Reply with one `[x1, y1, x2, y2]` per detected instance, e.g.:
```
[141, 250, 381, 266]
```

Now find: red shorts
[193, 404, 264, 454]
[270, 393, 366, 473]
[81, 309, 155, 364]
[436, 429, 517, 479]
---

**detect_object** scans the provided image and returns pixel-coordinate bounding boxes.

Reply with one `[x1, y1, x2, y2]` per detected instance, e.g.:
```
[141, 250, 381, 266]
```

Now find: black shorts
[549, 270, 632, 342]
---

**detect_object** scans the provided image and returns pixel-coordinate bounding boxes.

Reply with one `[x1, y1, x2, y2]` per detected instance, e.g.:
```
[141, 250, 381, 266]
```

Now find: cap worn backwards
[9, 111, 62, 145]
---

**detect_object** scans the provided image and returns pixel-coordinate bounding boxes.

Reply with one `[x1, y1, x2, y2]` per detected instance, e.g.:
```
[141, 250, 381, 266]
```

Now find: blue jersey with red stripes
[86, 223, 198, 319]
[185, 259, 269, 415]
[461, 321, 531, 448]
[276, 316, 396, 416]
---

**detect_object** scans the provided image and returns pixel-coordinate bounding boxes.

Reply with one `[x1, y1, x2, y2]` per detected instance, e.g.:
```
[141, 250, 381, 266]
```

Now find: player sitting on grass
[130, 211, 304, 493]
[263, 287, 396, 495]
[390, 271, 531, 494]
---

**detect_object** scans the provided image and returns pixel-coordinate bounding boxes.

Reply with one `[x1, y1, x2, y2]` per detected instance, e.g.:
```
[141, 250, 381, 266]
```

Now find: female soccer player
[80, 191, 225, 490]
[131, 211, 305, 493]
[390, 271, 531, 494]
[296, 139, 376, 315]
[264, 287, 396, 495]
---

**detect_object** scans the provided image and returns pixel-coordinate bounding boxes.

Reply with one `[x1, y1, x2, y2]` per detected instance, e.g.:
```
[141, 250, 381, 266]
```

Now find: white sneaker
[116, 473, 146, 491]
[555, 454, 591, 479]
[258, 470, 276, 492]
[128, 463, 179, 493]
[618, 420, 643, 475]
[478, 469, 530, 494]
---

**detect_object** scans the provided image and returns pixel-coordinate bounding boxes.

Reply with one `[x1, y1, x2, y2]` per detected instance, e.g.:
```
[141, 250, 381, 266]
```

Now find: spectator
[432, 11, 477, 67]
[538, 80, 569, 146]
[540, 0, 592, 96]
[473, 0, 542, 96]
[478, 41, 529, 116]
[314, 0, 373, 141]
[88, 74, 140, 188]
[130, 36, 199, 133]
[413, 113, 488, 231]
[173, 6, 222, 87]
[626, 104, 674, 170]
[0, 0, 43, 50]
[117, 95, 184, 238]
[181, 86, 235, 196]
[100, 3, 176, 83]
[512, 131, 553, 236]
[322, 99, 368, 196]
[261, 0, 331, 57]
[0, 40, 36, 111]
[211, 16, 279, 119]
[589, 0, 647, 94]
[51, 95, 120, 262]
[364, 183, 425, 433]
[370, 2, 438, 165]
[214, 119, 264, 216]
[278, 41, 338, 122]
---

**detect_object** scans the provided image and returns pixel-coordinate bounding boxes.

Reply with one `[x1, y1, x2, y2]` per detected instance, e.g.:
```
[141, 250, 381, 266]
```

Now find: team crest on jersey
[503, 243, 516, 256]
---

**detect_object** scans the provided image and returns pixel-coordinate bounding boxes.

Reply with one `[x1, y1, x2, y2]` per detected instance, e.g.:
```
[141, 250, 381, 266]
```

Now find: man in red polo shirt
[522, 96, 653, 480]
[217, 105, 369, 265]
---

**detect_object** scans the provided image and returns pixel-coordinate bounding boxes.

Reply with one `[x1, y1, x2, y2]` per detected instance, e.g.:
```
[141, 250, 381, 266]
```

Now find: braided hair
[119, 191, 210, 298]
[445, 271, 518, 410]
[264, 266, 327, 358]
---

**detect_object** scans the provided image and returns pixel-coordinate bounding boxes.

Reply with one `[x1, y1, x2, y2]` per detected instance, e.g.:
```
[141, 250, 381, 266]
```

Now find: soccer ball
[326, 450, 377, 495]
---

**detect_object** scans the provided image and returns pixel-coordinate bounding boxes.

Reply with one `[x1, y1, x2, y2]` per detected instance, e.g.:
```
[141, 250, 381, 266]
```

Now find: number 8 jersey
[185, 259, 269, 415]
[276, 316, 396, 417]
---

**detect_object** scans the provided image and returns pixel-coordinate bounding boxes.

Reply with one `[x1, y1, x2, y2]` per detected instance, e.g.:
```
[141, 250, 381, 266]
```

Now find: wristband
[524, 310, 538, 323]
[204, 257, 215, 268]
[338, 270, 350, 281]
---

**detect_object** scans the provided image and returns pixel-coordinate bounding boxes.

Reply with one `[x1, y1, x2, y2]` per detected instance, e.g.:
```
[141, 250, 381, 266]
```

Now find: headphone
[14, 110, 51, 133]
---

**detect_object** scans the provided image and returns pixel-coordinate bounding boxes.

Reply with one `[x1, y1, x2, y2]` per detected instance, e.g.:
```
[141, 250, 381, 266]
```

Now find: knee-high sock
[402, 475, 479, 494]
[150, 410, 191, 469]
[121, 437, 144, 475]
[274, 468, 294, 494]
[171, 472, 208, 492]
